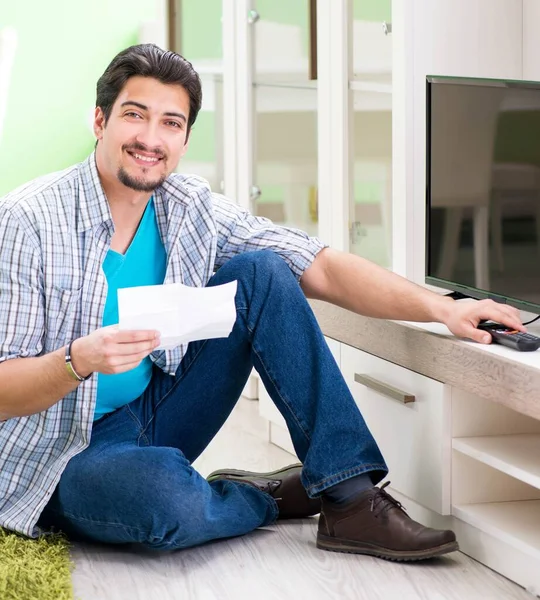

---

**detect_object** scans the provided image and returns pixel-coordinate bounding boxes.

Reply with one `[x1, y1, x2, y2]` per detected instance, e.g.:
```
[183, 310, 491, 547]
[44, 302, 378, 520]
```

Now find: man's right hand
[70, 326, 161, 378]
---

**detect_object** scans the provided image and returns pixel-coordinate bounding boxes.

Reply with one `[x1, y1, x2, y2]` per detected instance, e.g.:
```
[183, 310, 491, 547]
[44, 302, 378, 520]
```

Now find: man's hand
[442, 299, 525, 344]
[70, 326, 161, 377]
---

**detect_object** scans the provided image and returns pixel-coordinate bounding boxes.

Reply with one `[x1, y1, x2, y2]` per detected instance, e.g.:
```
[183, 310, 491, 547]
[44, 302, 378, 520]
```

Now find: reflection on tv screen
[427, 78, 540, 309]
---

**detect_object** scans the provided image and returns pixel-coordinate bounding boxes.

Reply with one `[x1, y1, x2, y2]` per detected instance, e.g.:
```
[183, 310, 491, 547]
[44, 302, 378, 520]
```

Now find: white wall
[524, 0, 540, 81]
[395, 0, 525, 284]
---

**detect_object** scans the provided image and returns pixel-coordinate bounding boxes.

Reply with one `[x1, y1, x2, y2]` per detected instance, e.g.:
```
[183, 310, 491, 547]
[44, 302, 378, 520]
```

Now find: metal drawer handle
[354, 373, 415, 404]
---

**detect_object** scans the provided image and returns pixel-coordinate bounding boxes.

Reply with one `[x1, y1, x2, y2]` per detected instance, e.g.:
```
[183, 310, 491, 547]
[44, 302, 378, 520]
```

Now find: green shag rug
[0, 528, 74, 600]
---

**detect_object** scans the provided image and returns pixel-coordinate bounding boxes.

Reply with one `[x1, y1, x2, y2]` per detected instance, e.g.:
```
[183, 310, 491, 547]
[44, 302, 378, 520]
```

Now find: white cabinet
[450, 389, 540, 594]
[340, 343, 452, 514]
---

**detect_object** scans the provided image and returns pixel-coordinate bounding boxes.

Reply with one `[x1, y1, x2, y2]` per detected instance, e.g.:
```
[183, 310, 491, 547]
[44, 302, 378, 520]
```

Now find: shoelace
[258, 479, 283, 501]
[369, 481, 407, 517]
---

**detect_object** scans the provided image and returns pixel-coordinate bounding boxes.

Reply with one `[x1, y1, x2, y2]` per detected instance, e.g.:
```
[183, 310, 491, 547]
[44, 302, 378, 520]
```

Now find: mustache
[123, 142, 166, 160]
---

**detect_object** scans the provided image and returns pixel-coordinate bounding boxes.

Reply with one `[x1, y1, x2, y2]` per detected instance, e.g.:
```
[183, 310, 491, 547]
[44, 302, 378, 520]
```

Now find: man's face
[94, 76, 191, 192]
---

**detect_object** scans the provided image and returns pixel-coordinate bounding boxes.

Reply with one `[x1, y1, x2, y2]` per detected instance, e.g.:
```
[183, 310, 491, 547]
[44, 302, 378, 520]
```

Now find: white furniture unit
[259, 312, 540, 596]
[340, 344, 451, 515]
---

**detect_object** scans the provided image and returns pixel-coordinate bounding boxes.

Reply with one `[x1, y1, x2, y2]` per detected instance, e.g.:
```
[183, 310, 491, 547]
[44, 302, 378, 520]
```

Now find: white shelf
[453, 434, 540, 490]
[453, 500, 540, 561]
[349, 80, 392, 94]
[254, 79, 317, 91]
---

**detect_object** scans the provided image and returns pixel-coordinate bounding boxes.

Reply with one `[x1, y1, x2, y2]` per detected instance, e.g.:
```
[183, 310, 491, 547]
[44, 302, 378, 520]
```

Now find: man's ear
[93, 107, 106, 141]
[180, 134, 191, 158]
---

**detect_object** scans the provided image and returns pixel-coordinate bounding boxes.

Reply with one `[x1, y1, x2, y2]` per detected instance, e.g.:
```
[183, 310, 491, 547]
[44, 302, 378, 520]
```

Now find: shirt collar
[77, 152, 192, 233]
[77, 152, 113, 233]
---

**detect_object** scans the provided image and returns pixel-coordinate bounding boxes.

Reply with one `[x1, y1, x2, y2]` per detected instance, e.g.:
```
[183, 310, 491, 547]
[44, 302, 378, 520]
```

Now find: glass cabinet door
[250, 1, 318, 234]
[254, 84, 318, 235]
[252, 0, 315, 85]
[349, 0, 392, 267]
[352, 0, 392, 84]
[170, 0, 224, 192]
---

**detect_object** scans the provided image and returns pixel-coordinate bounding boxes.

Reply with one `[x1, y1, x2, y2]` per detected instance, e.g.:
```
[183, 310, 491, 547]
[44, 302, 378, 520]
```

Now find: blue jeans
[37, 251, 387, 550]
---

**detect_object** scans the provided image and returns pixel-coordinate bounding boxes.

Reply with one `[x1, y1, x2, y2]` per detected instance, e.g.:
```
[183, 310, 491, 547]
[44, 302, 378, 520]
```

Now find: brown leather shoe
[317, 482, 459, 561]
[206, 463, 321, 519]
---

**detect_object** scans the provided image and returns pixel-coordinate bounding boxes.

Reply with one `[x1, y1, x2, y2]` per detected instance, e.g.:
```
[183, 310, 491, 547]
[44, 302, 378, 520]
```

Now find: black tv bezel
[425, 74, 540, 314]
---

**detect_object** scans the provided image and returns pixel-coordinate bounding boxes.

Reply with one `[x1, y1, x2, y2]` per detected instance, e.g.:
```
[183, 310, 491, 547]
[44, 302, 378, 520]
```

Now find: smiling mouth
[127, 150, 163, 166]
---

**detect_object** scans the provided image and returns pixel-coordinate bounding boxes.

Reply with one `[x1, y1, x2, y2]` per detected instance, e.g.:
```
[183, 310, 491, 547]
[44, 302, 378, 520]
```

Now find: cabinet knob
[250, 185, 262, 201]
[247, 10, 260, 25]
[382, 21, 392, 35]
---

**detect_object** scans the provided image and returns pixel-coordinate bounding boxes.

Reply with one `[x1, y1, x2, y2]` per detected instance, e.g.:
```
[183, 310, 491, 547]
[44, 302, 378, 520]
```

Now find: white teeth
[133, 153, 159, 163]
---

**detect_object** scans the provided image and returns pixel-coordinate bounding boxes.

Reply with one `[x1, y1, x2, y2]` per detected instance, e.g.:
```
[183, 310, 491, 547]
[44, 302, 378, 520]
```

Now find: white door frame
[316, 0, 351, 250]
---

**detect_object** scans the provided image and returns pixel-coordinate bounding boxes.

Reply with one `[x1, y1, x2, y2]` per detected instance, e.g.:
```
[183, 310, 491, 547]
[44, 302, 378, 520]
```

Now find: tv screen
[426, 75, 540, 313]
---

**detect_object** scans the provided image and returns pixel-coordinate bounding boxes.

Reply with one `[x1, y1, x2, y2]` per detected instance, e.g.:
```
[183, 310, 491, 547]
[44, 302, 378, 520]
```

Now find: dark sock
[324, 473, 374, 504]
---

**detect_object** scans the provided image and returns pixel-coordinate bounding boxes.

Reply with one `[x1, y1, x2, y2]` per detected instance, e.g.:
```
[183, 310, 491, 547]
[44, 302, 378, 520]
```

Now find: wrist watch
[65, 341, 92, 382]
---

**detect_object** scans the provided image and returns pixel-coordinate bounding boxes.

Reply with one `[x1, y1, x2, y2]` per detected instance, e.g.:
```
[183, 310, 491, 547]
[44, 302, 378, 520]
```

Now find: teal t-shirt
[94, 198, 167, 421]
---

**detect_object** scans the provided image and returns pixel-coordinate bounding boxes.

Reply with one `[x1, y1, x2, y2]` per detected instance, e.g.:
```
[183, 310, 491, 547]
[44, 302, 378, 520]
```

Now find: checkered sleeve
[0, 206, 45, 363]
[213, 193, 328, 281]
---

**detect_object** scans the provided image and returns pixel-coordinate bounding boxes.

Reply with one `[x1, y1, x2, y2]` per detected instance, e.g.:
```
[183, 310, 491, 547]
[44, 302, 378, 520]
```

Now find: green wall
[0, 1, 158, 196]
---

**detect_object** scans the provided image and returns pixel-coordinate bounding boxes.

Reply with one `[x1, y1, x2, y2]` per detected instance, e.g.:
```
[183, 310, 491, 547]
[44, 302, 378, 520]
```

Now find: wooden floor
[70, 398, 533, 600]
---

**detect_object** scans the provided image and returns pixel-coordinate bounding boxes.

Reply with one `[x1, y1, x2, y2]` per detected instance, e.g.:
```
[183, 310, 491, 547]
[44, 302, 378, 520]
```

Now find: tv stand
[314, 299, 540, 595]
[261, 299, 540, 596]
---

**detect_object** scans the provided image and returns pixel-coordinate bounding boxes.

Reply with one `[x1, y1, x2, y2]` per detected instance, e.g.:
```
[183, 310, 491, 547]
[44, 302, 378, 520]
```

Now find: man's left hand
[443, 299, 525, 344]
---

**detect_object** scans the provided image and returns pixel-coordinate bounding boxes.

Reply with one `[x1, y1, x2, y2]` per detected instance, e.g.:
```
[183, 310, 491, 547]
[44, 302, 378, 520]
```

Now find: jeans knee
[217, 251, 295, 285]
[126, 449, 203, 550]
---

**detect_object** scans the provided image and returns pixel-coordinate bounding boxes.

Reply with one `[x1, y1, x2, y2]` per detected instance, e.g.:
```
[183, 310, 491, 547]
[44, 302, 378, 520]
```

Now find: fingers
[95, 329, 161, 374]
[113, 329, 161, 344]
[476, 301, 525, 331]
[466, 324, 492, 345]
[108, 339, 160, 357]
[460, 300, 525, 345]
[103, 350, 155, 373]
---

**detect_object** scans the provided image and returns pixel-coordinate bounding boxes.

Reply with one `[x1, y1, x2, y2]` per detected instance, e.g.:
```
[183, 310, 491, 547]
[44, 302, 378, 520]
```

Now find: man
[0, 44, 523, 560]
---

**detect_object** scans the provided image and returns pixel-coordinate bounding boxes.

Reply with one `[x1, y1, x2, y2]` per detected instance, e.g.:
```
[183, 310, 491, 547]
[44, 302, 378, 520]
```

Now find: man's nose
[135, 121, 163, 152]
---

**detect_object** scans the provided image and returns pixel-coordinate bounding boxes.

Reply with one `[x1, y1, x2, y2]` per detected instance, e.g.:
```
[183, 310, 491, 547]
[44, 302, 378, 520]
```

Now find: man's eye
[125, 112, 142, 119]
[166, 121, 182, 129]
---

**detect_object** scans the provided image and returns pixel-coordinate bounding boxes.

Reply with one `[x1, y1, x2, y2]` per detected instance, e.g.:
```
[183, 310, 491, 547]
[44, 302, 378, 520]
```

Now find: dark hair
[96, 44, 202, 136]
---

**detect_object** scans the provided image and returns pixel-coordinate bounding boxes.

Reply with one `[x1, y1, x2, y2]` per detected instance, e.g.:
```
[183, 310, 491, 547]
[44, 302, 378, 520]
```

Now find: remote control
[477, 322, 540, 352]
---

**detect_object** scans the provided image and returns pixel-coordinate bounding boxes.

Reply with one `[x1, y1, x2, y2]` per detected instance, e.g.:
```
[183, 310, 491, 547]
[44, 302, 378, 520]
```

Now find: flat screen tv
[426, 75, 540, 314]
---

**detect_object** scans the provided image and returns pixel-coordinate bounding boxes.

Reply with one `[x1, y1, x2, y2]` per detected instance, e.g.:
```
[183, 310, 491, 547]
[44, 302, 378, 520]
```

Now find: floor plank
[70, 398, 533, 600]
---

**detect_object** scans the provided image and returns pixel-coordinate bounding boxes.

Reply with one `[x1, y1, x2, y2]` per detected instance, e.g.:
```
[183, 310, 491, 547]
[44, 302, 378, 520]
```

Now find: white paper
[117, 281, 238, 350]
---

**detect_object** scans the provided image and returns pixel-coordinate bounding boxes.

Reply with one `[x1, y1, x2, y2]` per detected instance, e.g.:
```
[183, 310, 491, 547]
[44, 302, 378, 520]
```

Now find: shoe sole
[316, 533, 459, 562]
[206, 463, 302, 483]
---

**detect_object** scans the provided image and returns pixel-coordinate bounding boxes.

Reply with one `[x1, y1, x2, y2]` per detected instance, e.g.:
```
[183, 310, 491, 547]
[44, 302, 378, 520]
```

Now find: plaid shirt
[0, 153, 326, 537]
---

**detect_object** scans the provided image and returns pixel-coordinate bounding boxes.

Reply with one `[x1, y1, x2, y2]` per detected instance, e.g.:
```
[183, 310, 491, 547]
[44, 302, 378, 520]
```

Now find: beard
[117, 165, 167, 192]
